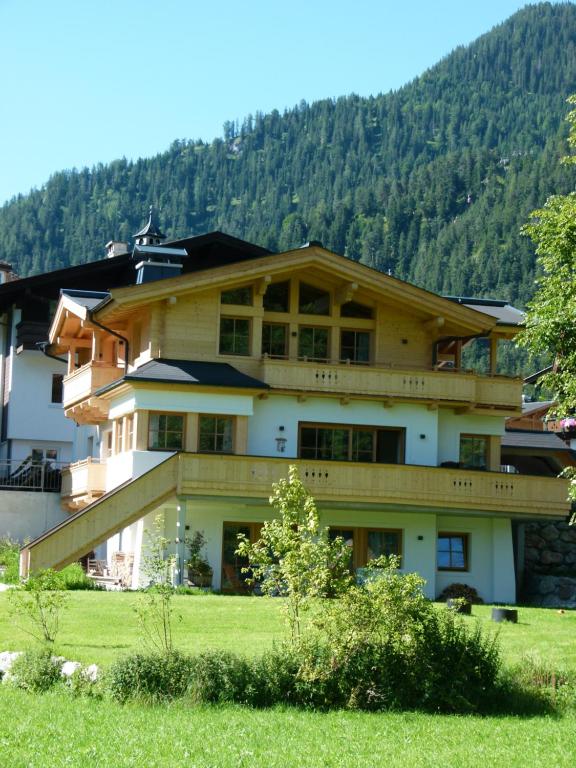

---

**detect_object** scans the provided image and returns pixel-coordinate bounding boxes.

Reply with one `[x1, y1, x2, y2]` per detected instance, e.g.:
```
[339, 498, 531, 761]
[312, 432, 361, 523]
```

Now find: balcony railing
[177, 454, 569, 518]
[0, 459, 65, 492]
[63, 362, 122, 410]
[259, 358, 522, 410]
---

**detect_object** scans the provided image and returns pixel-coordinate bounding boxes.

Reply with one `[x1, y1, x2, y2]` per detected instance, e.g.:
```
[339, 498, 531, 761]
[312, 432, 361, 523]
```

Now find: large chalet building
[16, 214, 570, 602]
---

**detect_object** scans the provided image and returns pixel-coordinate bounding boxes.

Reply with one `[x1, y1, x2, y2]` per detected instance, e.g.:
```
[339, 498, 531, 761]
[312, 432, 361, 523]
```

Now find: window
[115, 419, 124, 454]
[437, 533, 469, 571]
[148, 413, 184, 450]
[329, 528, 355, 570]
[341, 300, 373, 319]
[219, 317, 250, 355]
[367, 529, 402, 561]
[298, 326, 329, 361]
[221, 286, 252, 306]
[299, 283, 330, 315]
[262, 323, 288, 357]
[263, 281, 290, 312]
[31, 448, 58, 464]
[51, 374, 63, 404]
[460, 435, 489, 470]
[126, 415, 134, 451]
[340, 330, 371, 364]
[298, 424, 405, 464]
[198, 415, 234, 453]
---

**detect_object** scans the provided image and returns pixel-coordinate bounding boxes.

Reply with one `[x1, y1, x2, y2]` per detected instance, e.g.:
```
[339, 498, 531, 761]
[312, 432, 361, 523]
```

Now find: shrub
[437, 582, 484, 604]
[67, 665, 103, 699]
[57, 563, 101, 590]
[9, 569, 69, 644]
[9, 648, 62, 693]
[0, 537, 20, 584]
[107, 651, 195, 703]
[188, 650, 252, 704]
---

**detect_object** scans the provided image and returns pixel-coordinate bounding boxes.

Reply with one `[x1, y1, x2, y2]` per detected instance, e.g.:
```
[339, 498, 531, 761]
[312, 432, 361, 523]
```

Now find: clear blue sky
[0, 1, 564, 205]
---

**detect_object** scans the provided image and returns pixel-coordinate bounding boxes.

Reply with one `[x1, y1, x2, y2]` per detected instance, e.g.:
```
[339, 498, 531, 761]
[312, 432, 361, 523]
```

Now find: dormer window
[299, 283, 330, 315]
[221, 286, 253, 306]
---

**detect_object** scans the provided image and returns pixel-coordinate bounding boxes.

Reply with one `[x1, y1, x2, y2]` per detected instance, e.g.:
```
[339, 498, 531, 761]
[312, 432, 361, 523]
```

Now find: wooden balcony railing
[60, 457, 107, 511]
[259, 358, 522, 410]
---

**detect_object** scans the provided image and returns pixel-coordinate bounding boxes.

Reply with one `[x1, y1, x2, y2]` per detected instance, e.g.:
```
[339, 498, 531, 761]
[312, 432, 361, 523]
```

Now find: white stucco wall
[108, 389, 254, 420]
[105, 449, 174, 491]
[435, 514, 515, 604]
[437, 410, 505, 465]
[0, 490, 67, 542]
[7, 351, 74, 446]
[248, 395, 439, 465]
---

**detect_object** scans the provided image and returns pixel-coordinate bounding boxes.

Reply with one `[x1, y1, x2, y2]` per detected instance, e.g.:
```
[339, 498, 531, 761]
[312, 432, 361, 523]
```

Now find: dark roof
[95, 358, 269, 396]
[444, 296, 524, 326]
[0, 232, 273, 313]
[502, 429, 573, 452]
[521, 400, 553, 415]
[524, 366, 554, 384]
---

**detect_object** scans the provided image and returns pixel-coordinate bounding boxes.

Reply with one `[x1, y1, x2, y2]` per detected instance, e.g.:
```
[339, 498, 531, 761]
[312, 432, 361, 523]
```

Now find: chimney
[133, 246, 188, 284]
[105, 241, 129, 259]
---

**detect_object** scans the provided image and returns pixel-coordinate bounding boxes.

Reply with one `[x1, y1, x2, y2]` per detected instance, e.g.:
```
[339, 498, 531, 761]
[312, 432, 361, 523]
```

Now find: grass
[0, 593, 575, 767]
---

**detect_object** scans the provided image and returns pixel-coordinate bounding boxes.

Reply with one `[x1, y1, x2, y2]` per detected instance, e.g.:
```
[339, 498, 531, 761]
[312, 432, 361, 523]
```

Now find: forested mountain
[1, 2, 576, 312]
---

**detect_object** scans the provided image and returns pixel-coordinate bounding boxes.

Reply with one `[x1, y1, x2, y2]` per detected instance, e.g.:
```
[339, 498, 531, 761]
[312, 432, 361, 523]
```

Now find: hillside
[1, 2, 576, 311]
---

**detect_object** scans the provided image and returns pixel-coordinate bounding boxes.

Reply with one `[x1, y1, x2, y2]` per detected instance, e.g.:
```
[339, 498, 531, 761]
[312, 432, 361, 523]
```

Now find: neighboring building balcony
[60, 458, 107, 512]
[16, 320, 50, 351]
[259, 358, 522, 412]
[177, 453, 569, 518]
[0, 458, 65, 493]
[545, 417, 576, 440]
[63, 362, 122, 423]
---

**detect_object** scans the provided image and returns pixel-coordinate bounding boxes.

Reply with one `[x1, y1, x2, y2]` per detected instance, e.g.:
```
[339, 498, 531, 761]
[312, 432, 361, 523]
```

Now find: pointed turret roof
[133, 206, 166, 241]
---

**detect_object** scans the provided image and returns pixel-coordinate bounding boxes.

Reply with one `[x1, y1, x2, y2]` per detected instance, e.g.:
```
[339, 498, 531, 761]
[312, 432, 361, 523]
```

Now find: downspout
[88, 311, 130, 374]
[36, 341, 67, 364]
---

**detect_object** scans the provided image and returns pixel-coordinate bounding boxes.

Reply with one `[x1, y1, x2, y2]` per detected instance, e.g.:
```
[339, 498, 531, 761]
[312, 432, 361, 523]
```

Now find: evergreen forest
[1, 2, 576, 319]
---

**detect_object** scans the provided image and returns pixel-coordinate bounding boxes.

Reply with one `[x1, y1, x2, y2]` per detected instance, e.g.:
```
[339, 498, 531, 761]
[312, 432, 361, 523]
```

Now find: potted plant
[185, 531, 213, 588]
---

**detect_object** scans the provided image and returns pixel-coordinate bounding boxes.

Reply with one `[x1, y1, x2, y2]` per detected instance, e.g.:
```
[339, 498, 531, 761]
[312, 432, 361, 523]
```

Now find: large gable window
[299, 283, 330, 315]
[263, 281, 290, 313]
[221, 286, 253, 306]
[148, 413, 184, 450]
[340, 300, 373, 319]
[219, 317, 250, 356]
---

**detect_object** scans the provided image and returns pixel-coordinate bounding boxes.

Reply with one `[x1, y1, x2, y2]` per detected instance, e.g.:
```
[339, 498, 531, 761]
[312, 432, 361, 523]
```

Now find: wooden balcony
[63, 362, 122, 423]
[259, 359, 522, 412]
[60, 458, 107, 512]
[178, 454, 569, 518]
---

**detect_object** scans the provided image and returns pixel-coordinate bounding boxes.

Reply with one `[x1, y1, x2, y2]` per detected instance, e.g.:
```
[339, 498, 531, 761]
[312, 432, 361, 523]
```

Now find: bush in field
[296, 557, 501, 712]
[107, 651, 195, 703]
[9, 648, 62, 693]
[57, 563, 101, 590]
[0, 537, 20, 584]
[188, 651, 253, 704]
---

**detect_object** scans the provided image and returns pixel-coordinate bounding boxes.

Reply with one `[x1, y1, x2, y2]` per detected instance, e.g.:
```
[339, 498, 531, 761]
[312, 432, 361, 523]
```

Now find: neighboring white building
[21, 227, 571, 603]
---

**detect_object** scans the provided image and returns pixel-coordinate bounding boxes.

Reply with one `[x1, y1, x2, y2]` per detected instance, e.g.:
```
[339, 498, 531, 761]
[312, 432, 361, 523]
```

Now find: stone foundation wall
[522, 521, 576, 607]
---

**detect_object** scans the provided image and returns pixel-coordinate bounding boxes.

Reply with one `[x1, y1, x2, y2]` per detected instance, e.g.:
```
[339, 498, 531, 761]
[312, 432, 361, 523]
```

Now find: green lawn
[1, 593, 575, 768]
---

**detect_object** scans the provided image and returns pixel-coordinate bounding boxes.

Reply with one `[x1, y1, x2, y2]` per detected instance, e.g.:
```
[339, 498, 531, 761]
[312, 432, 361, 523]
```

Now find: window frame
[340, 328, 372, 364]
[365, 528, 403, 563]
[147, 412, 185, 451]
[298, 282, 331, 316]
[198, 414, 235, 454]
[437, 532, 469, 572]
[220, 286, 253, 306]
[298, 325, 330, 362]
[219, 316, 251, 356]
[261, 322, 289, 358]
[221, 521, 263, 593]
[298, 422, 405, 464]
[51, 373, 64, 404]
[459, 434, 489, 470]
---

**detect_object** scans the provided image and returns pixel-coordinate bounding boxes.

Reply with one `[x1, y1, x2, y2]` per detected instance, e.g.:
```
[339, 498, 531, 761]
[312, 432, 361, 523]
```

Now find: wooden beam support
[423, 316, 445, 333]
[256, 275, 272, 295]
[57, 337, 92, 348]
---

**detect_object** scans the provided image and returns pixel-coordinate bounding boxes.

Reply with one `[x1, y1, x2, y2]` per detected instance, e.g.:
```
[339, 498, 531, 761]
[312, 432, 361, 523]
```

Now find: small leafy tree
[520, 95, 576, 512]
[9, 569, 69, 644]
[236, 465, 352, 641]
[134, 515, 180, 654]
